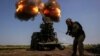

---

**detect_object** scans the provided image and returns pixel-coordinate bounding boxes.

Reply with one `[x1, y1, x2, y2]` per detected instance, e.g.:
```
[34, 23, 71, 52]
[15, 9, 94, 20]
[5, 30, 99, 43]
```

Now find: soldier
[66, 18, 85, 56]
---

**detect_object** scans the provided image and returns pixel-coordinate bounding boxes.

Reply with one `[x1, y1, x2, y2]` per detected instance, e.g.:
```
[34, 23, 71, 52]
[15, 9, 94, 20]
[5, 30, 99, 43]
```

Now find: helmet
[66, 18, 72, 23]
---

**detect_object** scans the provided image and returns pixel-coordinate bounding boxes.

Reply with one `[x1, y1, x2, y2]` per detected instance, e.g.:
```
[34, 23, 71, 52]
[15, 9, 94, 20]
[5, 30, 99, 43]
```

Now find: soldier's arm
[66, 26, 70, 35]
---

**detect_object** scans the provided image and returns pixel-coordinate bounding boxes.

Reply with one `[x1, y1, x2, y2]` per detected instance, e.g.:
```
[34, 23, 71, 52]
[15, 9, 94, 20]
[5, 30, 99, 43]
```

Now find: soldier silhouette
[66, 18, 85, 56]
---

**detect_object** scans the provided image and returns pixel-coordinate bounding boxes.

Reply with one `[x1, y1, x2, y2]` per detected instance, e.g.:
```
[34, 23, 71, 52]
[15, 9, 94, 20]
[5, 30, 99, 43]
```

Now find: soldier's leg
[78, 35, 85, 56]
[72, 38, 78, 56]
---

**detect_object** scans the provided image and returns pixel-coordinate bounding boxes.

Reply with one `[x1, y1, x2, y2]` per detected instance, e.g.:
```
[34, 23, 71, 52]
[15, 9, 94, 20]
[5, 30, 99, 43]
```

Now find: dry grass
[0, 45, 95, 56]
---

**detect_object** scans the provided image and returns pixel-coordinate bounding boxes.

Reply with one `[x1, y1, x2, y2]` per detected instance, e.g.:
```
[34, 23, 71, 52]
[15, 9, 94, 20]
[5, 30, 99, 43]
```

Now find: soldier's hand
[66, 32, 68, 35]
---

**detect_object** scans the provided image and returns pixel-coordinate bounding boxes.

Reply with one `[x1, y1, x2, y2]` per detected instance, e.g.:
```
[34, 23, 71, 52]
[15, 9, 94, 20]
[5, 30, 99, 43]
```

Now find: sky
[0, 0, 100, 45]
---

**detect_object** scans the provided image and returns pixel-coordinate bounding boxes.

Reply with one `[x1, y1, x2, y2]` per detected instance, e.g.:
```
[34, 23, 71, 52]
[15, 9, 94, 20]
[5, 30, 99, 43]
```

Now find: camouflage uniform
[66, 20, 85, 56]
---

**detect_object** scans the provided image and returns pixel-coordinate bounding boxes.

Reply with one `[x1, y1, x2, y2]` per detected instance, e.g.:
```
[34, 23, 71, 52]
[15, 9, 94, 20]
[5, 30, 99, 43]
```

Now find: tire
[30, 32, 39, 50]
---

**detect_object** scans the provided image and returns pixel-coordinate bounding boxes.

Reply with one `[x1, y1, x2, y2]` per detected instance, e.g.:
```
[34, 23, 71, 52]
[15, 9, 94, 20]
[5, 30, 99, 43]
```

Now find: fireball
[42, 0, 61, 22]
[15, 0, 39, 21]
[43, 7, 61, 22]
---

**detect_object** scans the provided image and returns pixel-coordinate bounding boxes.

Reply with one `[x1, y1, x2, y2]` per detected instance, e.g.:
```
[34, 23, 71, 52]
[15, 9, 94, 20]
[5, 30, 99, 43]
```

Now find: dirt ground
[0, 48, 94, 56]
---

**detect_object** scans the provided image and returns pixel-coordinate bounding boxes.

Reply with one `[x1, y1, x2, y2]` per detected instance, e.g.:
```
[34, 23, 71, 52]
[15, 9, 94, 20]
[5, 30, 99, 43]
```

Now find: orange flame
[16, 4, 24, 12]
[32, 6, 39, 14]
[43, 9, 49, 15]
[55, 8, 61, 17]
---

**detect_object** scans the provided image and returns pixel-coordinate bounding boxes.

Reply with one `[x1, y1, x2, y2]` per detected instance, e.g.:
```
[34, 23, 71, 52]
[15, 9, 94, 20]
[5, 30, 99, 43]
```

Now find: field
[0, 45, 99, 56]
